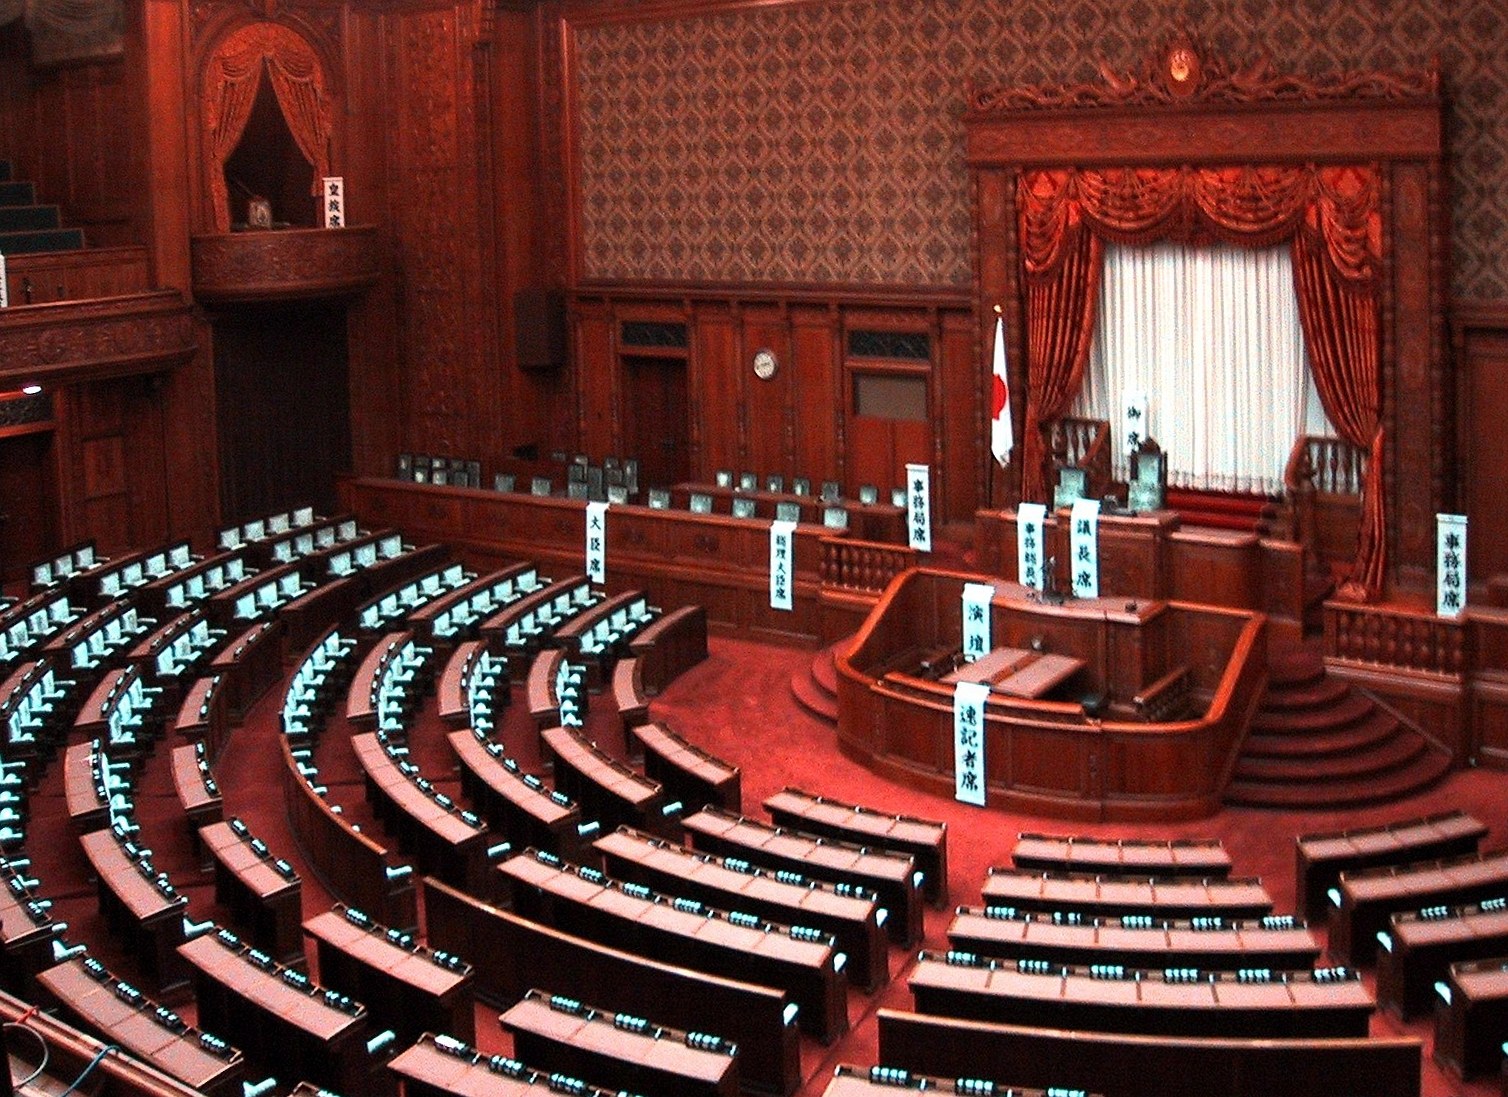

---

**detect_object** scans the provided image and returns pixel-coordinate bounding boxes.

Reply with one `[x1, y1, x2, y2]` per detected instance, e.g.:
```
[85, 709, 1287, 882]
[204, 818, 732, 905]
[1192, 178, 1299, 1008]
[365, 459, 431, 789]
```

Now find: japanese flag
[990, 314, 1013, 466]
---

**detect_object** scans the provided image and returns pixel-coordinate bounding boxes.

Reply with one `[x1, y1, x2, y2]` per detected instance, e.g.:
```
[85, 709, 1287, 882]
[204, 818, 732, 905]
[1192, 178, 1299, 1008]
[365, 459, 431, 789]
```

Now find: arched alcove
[200, 21, 332, 234]
[222, 76, 318, 228]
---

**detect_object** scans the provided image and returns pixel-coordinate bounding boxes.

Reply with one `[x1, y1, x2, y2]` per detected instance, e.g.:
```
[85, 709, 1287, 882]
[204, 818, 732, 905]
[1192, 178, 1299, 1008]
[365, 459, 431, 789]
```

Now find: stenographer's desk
[837, 569, 1268, 821]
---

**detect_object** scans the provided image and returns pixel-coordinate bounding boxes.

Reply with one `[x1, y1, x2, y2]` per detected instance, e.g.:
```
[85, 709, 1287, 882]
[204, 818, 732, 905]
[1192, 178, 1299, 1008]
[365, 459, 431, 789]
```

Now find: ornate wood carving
[0, 291, 197, 388]
[189, 225, 382, 302]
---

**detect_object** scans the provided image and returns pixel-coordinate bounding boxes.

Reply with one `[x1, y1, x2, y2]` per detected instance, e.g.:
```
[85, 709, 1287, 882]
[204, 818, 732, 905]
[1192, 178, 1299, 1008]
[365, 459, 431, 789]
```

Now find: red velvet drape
[203, 22, 333, 233]
[1016, 163, 1385, 598]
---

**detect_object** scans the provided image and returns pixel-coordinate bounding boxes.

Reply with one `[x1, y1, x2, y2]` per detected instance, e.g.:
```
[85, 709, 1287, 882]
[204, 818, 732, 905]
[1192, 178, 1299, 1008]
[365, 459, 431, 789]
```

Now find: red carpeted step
[1224, 744, 1453, 810]
[1233, 726, 1428, 783]
[789, 644, 841, 724]
[1261, 675, 1352, 711]
[1250, 690, 1375, 734]
[1241, 710, 1400, 759]
[1266, 648, 1327, 688]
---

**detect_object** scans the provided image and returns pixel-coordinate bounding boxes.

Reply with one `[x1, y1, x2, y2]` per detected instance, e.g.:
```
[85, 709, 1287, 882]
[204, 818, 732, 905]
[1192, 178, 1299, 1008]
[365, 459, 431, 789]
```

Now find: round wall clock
[752, 348, 779, 380]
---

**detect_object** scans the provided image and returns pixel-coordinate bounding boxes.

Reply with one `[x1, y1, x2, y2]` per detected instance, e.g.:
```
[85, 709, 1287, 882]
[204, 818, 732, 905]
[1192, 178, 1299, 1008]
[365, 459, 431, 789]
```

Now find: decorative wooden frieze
[0, 291, 197, 388]
[189, 225, 383, 303]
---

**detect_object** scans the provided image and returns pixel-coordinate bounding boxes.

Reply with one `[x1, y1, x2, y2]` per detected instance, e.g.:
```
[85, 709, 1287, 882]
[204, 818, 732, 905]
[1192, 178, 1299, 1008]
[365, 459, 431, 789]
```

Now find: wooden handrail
[820, 537, 917, 595]
[1324, 601, 1466, 676]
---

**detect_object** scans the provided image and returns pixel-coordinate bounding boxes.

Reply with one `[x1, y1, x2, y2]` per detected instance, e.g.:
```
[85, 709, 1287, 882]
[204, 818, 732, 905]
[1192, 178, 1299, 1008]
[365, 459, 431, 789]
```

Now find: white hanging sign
[1016, 502, 1047, 591]
[0, 252, 8, 308]
[961, 582, 994, 664]
[770, 519, 796, 612]
[1070, 497, 1101, 599]
[1437, 513, 1467, 618]
[322, 177, 346, 229]
[905, 462, 932, 552]
[952, 681, 990, 806]
[585, 501, 608, 583]
[1122, 389, 1149, 455]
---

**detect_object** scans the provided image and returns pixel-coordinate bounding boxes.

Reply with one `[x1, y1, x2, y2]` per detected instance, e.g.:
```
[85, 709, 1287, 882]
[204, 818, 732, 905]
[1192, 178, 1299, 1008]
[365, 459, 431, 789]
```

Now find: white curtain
[1071, 241, 1334, 496]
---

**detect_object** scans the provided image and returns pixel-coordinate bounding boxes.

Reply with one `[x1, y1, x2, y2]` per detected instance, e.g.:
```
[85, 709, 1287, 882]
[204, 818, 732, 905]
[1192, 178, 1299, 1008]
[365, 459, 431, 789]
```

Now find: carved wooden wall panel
[1457, 304, 1508, 585]
[54, 376, 170, 554]
[691, 307, 740, 478]
[380, 0, 496, 465]
[790, 307, 839, 482]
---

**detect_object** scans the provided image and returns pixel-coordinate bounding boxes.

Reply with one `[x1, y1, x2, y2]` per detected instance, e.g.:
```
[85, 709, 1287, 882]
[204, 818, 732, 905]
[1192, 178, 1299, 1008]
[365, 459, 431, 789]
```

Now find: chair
[737, 471, 758, 492]
[715, 470, 734, 488]
[530, 476, 553, 496]
[732, 498, 757, 519]
[891, 486, 907, 507]
[647, 488, 671, 509]
[820, 480, 842, 503]
[493, 473, 516, 492]
[822, 506, 849, 530]
[765, 474, 785, 493]
[858, 484, 879, 505]
[775, 501, 802, 523]
[792, 477, 812, 496]
[689, 493, 713, 514]
[1127, 439, 1167, 512]
[1045, 416, 1112, 507]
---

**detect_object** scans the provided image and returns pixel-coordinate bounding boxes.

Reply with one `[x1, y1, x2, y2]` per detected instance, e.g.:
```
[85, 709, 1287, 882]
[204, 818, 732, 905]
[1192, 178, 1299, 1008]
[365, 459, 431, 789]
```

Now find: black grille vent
[621, 321, 688, 349]
[847, 330, 930, 360]
[0, 391, 52, 429]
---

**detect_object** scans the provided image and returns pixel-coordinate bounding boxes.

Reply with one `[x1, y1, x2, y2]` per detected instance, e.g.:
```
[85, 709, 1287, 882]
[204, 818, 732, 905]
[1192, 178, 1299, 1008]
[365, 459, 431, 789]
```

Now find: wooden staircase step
[1249, 690, 1375, 734]
[1224, 745, 1453, 810]
[1233, 727, 1428, 783]
[1260, 675, 1352, 711]
[1241, 711, 1400, 759]
[789, 644, 841, 724]
[1266, 649, 1326, 688]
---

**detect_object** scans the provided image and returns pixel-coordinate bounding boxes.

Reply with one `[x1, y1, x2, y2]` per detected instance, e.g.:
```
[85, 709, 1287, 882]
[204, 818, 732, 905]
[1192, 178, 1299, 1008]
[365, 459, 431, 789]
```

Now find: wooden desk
[632, 722, 741, 814]
[174, 673, 229, 760]
[683, 807, 924, 946]
[447, 730, 592, 859]
[79, 828, 188, 995]
[346, 631, 413, 727]
[304, 905, 474, 1046]
[542, 725, 670, 838]
[982, 867, 1273, 921]
[946, 907, 1320, 971]
[909, 952, 1374, 1039]
[595, 826, 889, 993]
[386, 1032, 620, 1097]
[501, 988, 739, 1097]
[351, 732, 494, 896]
[628, 604, 708, 694]
[200, 820, 303, 963]
[943, 647, 1085, 699]
[437, 640, 506, 728]
[1434, 957, 1508, 1079]
[422, 875, 802, 1097]
[1295, 809, 1487, 921]
[498, 848, 848, 1043]
[877, 1008, 1422, 1097]
[170, 742, 222, 853]
[37, 954, 246, 1097]
[208, 619, 283, 722]
[1376, 898, 1508, 1018]
[1013, 833, 1233, 878]
[178, 930, 370, 1096]
[763, 787, 947, 906]
[612, 658, 650, 730]
[1327, 849, 1508, 966]
[64, 739, 111, 833]
[672, 482, 906, 544]
[821, 1063, 1087, 1097]
[0, 858, 66, 995]
[280, 740, 418, 931]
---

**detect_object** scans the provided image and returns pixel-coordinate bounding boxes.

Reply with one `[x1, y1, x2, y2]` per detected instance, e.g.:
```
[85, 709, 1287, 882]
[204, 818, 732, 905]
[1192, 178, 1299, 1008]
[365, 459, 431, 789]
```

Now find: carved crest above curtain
[965, 35, 1446, 601]
[201, 20, 333, 233]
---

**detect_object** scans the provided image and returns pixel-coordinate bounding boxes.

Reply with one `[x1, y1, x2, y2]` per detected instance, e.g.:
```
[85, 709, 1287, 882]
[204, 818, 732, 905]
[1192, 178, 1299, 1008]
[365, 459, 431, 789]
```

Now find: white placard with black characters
[770, 519, 796, 611]
[1437, 513, 1467, 618]
[953, 680, 990, 806]
[1070, 497, 1101, 599]
[0, 252, 8, 308]
[585, 501, 608, 583]
[905, 462, 932, 552]
[322, 177, 345, 229]
[1016, 502, 1047, 591]
[961, 582, 995, 664]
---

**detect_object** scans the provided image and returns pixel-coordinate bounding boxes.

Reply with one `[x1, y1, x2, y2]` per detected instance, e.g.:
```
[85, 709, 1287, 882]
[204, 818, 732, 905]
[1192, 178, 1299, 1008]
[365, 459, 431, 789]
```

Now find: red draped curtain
[203, 22, 333, 233]
[1017, 163, 1385, 599]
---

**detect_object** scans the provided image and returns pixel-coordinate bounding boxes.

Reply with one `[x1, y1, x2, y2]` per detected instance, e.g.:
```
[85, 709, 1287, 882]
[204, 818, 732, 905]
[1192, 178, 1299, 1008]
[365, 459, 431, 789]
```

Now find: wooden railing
[820, 537, 917, 595]
[1, 245, 152, 304]
[1325, 601, 1465, 677]
[1283, 434, 1366, 570]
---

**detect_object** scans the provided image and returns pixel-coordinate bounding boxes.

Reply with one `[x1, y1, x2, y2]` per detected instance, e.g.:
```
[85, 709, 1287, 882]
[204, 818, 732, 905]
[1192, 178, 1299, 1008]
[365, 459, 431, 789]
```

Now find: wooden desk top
[542, 725, 662, 810]
[177, 932, 366, 1043]
[79, 829, 186, 925]
[200, 820, 301, 901]
[38, 956, 245, 1096]
[303, 908, 472, 1000]
[351, 732, 489, 847]
[447, 731, 580, 829]
[1014, 833, 1232, 876]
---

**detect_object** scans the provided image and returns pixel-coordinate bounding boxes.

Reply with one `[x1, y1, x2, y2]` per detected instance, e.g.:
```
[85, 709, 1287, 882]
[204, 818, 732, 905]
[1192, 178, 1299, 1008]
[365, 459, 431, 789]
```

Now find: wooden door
[0, 431, 57, 586]
[622, 354, 689, 490]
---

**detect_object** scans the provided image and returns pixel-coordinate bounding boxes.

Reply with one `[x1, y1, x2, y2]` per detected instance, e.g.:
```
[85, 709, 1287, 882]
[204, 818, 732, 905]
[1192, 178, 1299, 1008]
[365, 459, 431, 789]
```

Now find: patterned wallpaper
[571, 0, 1507, 300]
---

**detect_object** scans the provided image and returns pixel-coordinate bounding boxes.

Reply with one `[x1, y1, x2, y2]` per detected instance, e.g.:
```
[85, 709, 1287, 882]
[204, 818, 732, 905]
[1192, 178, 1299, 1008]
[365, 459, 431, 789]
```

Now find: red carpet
[23, 633, 1508, 1097]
